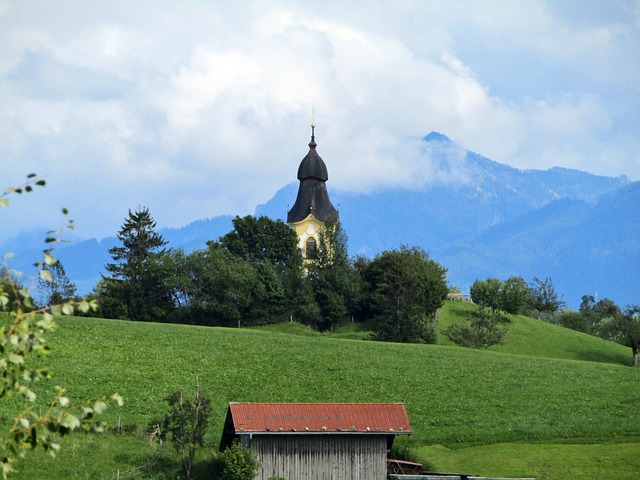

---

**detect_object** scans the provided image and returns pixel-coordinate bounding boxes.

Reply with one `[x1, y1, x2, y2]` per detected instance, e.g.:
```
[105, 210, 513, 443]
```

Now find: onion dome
[287, 125, 339, 224]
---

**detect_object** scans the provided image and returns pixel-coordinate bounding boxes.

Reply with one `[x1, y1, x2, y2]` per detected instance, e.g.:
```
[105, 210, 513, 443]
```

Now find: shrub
[221, 440, 259, 480]
[445, 310, 507, 349]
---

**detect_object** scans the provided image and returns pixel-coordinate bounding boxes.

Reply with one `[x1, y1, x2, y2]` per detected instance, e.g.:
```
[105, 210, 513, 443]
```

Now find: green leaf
[61, 304, 74, 316]
[93, 401, 107, 414]
[39, 269, 52, 282]
[58, 397, 69, 407]
[0, 198, 9, 207]
[60, 414, 81, 431]
[45, 254, 57, 266]
[8, 354, 24, 365]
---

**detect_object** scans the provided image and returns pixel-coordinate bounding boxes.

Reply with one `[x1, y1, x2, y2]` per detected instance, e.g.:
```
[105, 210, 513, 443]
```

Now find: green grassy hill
[3, 302, 639, 479]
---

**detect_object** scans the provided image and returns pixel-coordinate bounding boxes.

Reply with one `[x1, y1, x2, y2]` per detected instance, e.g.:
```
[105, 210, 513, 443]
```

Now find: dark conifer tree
[99, 206, 172, 321]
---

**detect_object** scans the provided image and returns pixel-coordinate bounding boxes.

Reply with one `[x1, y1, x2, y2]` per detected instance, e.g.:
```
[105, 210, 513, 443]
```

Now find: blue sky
[2, 0, 639, 242]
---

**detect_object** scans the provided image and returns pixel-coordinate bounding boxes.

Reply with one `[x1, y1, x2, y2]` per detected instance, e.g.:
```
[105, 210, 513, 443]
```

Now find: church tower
[287, 123, 339, 258]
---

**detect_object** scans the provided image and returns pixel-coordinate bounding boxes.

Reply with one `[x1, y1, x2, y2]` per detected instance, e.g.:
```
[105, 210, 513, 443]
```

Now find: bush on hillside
[445, 310, 507, 349]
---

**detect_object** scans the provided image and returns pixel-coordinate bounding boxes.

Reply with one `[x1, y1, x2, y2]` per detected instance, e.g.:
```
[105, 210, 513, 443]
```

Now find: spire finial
[309, 105, 317, 149]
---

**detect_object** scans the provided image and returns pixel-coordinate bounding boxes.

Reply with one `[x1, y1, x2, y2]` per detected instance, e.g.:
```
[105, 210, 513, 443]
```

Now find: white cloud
[0, 0, 638, 242]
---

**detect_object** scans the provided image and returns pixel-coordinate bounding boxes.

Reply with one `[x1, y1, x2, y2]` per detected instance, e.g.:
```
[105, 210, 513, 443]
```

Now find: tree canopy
[601, 305, 640, 367]
[363, 245, 448, 343]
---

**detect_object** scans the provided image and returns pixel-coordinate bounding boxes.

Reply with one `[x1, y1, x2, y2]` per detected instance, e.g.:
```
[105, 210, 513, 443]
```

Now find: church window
[305, 236, 317, 257]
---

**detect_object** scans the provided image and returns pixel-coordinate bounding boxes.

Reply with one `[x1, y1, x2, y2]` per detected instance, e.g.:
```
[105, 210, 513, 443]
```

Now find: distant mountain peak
[422, 131, 452, 143]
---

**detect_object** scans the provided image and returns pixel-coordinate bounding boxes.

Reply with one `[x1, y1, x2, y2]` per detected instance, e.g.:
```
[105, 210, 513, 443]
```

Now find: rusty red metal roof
[227, 402, 412, 434]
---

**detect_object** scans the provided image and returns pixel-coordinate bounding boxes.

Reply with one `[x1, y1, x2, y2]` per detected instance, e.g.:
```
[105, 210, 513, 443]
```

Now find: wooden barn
[219, 402, 412, 480]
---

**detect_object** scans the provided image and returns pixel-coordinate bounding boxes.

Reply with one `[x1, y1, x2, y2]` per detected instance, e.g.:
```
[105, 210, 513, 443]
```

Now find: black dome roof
[287, 127, 338, 224]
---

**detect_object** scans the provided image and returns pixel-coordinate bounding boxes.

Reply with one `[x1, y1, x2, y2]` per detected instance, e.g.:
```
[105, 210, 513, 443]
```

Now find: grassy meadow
[2, 301, 639, 479]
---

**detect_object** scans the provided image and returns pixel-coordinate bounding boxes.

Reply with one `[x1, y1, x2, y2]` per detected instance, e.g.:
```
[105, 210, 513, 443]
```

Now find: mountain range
[3, 132, 637, 309]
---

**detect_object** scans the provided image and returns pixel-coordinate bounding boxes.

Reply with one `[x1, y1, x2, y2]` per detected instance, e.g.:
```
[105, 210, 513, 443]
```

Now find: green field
[3, 301, 639, 479]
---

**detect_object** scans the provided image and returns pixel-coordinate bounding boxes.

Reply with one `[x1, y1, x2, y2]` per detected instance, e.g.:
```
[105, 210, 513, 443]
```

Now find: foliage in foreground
[0, 174, 122, 477]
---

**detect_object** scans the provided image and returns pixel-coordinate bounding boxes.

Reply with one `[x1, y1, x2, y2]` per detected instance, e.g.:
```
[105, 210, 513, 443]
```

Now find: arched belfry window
[305, 236, 317, 258]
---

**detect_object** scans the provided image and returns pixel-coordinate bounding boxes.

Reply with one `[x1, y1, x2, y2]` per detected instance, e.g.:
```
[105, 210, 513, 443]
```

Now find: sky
[1, 0, 639, 242]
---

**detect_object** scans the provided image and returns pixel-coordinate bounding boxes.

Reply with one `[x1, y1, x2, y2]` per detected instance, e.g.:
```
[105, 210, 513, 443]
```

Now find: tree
[160, 383, 212, 479]
[37, 261, 77, 306]
[99, 207, 173, 321]
[557, 310, 592, 334]
[363, 246, 448, 343]
[217, 215, 302, 271]
[499, 276, 530, 315]
[215, 215, 308, 324]
[1, 174, 122, 477]
[306, 219, 360, 331]
[528, 276, 564, 319]
[470, 276, 529, 316]
[600, 305, 640, 367]
[470, 278, 502, 313]
[579, 295, 621, 333]
[182, 247, 262, 327]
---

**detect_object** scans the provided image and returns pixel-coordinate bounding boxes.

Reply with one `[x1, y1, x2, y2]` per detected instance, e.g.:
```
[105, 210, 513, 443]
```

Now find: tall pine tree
[99, 207, 172, 321]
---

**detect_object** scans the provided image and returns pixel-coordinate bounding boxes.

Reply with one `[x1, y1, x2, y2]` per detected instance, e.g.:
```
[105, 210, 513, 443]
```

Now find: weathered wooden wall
[252, 434, 387, 480]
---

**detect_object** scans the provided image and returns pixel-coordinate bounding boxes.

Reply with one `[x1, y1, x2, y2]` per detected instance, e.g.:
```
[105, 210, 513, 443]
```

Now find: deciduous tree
[160, 383, 212, 479]
[600, 305, 640, 367]
[182, 246, 262, 327]
[214, 215, 309, 324]
[217, 215, 301, 271]
[499, 276, 530, 315]
[528, 276, 564, 319]
[470, 278, 502, 313]
[306, 219, 360, 331]
[363, 246, 447, 343]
